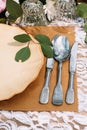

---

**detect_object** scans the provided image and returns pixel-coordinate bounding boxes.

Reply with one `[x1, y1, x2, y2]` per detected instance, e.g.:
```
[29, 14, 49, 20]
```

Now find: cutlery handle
[52, 62, 63, 105]
[66, 72, 75, 104]
[40, 68, 51, 104]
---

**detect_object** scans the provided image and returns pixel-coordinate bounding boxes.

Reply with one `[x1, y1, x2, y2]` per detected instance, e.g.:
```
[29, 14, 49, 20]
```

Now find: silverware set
[39, 35, 78, 105]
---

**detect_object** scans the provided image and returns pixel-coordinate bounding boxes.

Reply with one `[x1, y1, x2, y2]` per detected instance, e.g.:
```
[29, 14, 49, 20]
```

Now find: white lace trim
[0, 20, 87, 129]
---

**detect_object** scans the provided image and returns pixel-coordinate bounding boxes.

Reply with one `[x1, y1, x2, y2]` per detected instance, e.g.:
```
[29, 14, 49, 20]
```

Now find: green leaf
[84, 23, 87, 32]
[8, 15, 17, 22]
[35, 34, 51, 45]
[41, 44, 53, 58]
[34, 34, 53, 57]
[0, 18, 6, 23]
[76, 3, 87, 18]
[85, 36, 87, 43]
[6, 0, 23, 20]
[14, 34, 31, 43]
[15, 46, 31, 62]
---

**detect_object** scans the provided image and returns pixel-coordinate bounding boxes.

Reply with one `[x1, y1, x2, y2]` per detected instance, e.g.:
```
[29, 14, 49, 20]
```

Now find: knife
[66, 42, 78, 104]
[39, 57, 54, 104]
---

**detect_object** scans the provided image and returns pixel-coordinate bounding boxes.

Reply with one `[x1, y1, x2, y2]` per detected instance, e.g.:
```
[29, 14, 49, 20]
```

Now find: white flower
[43, 0, 57, 21]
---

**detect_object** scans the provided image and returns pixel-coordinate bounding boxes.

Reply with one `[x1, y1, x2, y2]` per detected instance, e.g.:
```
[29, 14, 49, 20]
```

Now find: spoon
[52, 35, 71, 105]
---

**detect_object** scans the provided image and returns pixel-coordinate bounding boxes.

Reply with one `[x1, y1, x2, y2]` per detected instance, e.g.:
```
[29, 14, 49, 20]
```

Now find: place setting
[0, 24, 78, 111]
[1, 0, 87, 112]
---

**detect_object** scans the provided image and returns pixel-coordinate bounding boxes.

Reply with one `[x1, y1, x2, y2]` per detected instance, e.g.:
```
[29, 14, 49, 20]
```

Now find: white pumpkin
[0, 24, 44, 101]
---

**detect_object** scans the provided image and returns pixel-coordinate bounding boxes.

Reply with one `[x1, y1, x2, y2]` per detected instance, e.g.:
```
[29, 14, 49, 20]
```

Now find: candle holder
[58, 0, 76, 20]
[44, 0, 77, 21]
[19, 0, 48, 26]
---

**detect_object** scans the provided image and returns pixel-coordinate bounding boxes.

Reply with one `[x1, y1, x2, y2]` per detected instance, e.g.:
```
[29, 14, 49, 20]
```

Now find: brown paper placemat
[0, 26, 78, 111]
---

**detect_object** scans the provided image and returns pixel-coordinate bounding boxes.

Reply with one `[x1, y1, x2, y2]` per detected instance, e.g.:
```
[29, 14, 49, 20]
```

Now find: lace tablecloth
[0, 20, 87, 130]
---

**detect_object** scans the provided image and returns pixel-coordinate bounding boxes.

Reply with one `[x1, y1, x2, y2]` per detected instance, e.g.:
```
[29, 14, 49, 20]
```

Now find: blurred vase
[57, 0, 77, 20]
[20, 0, 48, 26]
[44, 0, 77, 21]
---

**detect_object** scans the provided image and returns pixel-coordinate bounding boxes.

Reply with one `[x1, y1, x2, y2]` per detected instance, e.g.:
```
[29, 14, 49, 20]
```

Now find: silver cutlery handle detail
[52, 62, 63, 105]
[66, 72, 74, 104]
[39, 68, 51, 104]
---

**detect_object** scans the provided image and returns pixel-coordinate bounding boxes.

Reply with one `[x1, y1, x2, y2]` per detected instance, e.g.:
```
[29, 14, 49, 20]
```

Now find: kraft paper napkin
[0, 26, 78, 111]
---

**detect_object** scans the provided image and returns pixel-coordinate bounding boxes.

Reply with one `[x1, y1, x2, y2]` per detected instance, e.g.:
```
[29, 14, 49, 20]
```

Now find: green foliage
[35, 34, 51, 45]
[15, 46, 31, 62]
[0, 18, 6, 23]
[76, 3, 87, 18]
[84, 23, 87, 32]
[14, 34, 31, 43]
[35, 34, 53, 58]
[85, 36, 87, 43]
[41, 44, 53, 58]
[8, 15, 17, 22]
[6, 0, 23, 20]
[14, 33, 53, 62]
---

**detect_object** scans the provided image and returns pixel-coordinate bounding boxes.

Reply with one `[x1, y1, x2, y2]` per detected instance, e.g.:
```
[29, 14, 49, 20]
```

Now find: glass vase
[20, 0, 48, 26]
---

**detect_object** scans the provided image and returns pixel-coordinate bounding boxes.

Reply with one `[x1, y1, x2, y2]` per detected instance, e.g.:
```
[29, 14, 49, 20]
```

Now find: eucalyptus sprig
[14, 34, 31, 62]
[84, 22, 87, 43]
[85, 36, 87, 43]
[14, 33, 53, 62]
[6, 0, 23, 22]
[84, 23, 87, 33]
[76, 3, 87, 19]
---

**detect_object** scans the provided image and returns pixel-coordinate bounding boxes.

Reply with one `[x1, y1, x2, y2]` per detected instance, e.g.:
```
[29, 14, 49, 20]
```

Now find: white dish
[0, 24, 44, 101]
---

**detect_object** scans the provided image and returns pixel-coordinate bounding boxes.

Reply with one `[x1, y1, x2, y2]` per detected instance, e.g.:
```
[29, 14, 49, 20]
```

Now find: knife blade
[66, 42, 78, 104]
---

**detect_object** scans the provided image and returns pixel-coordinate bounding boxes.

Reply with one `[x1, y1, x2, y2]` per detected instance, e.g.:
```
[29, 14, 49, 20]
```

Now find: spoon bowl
[52, 35, 71, 105]
[53, 35, 71, 62]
